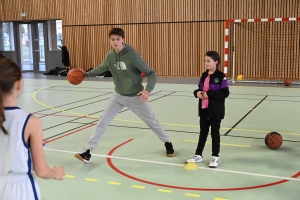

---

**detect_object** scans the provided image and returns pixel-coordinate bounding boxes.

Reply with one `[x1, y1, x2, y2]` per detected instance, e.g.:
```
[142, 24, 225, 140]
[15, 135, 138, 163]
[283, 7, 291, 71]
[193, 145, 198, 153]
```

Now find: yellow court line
[185, 193, 200, 198]
[32, 83, 300, 137]
[184, 140, 251, 148]
[64, 175, 75, 178]
[84, 178, 97, 182]
[108, 181, 121, 185]
[132, 185, 146, 189]
[157, 189, 172, 193]
[214, 198, 229, 200]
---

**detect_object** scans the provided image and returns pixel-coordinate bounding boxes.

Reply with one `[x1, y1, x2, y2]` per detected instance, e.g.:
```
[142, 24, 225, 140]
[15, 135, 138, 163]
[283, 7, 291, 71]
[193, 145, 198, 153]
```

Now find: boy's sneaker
[75, 149, 92, 163]
[186, 155, 202, 163]
[164, 142, 175, 157]
[209, 156, 219, 168]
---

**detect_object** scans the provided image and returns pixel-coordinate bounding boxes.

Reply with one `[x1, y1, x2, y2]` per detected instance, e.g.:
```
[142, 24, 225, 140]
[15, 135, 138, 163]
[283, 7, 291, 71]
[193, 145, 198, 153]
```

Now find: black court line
[224, 95, 268, 136]
[225, 135, 300, 143]
[42, 110, 102, 131]
[264, 99, 300, 103]
[161, 90, 300, 98]
[33, 92, 112, 113]
[36, 90, 163, 114]
[66, 122, 300, 143]
[43, 90, 164, 133]
[39, 97, 111, 119]
[43, 109, 101, 140]
[43, 90, 174, 141]
[43, 119, 99, 141]
[54, 86, 115, 90]
[42, 90, 163, 128]
[118, 91, 177, 114]
[45, 89, 111, 93]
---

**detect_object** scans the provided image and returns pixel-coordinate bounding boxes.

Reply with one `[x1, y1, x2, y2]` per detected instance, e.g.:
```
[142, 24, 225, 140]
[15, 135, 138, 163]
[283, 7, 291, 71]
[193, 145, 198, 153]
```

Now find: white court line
[44, 148, 300, 182]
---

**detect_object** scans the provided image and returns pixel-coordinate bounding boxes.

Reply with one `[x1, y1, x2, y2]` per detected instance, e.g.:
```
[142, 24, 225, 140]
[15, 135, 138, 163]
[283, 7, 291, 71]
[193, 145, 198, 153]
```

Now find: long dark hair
[205, 51, 221, 69]
[0, 58, 22, 134]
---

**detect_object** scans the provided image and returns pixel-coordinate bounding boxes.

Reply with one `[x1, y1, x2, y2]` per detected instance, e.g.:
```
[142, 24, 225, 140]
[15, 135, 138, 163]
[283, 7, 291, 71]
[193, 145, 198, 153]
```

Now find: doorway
[1, 20, 63, 72]
[17, 22, 46, 71]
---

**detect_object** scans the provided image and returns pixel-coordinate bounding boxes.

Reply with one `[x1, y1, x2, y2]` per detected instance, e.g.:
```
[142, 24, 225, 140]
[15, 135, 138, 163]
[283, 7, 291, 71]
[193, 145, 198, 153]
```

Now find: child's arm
[193, 89, 200, 98]
[25, 116, 65, 180]
[206, 79, 229, 100]
[194, 75, 204, 98]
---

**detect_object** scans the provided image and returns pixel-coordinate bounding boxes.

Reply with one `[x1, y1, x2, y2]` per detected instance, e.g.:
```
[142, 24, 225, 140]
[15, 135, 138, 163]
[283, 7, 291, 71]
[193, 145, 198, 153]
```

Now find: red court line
[107, 140, 300, 191]
[44, 124, 95, 144]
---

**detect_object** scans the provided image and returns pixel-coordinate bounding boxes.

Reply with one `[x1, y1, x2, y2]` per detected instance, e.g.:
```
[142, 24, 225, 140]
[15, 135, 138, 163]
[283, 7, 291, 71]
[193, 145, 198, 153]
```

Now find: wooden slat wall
[2, 0, 300, 77]
[3, 0, 60, 20]
[4, 0, 300, 23]
[64, 22, 224, 76]
[0, 0, 4, 21]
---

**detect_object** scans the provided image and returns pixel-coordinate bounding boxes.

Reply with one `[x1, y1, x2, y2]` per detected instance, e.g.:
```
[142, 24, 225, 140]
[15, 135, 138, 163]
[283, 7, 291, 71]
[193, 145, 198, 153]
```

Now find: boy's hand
[137, 90, 150, 102]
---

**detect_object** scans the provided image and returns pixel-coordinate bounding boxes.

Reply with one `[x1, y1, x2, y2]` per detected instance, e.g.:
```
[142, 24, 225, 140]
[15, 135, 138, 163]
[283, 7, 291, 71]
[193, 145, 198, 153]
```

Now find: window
[47, 20, 63, 51]
[1, 22, 15, 51]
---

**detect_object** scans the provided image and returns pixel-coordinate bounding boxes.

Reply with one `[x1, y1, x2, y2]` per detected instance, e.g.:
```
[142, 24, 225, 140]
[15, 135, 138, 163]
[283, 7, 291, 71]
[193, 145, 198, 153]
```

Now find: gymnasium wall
[0, 0, 3, 23]
[2, 0, 300, 77]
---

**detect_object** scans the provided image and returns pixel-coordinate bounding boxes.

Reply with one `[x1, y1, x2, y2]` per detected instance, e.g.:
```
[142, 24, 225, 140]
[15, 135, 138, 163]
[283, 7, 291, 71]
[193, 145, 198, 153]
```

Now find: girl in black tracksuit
[186, 51, 229, 168]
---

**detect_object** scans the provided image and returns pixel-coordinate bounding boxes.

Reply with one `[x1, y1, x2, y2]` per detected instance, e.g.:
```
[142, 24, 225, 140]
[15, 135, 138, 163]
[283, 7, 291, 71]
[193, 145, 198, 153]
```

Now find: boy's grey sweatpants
[87, 92, 169, 150]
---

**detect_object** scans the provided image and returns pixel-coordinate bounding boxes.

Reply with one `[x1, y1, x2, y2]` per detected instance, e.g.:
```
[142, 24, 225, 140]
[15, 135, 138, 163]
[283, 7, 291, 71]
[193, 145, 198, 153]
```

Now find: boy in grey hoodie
[75, 28, 175, 163]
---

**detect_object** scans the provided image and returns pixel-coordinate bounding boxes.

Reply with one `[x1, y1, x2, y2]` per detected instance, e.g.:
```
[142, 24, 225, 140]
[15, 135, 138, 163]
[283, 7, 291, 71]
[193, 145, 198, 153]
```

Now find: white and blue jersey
[0, 107, 40, 200]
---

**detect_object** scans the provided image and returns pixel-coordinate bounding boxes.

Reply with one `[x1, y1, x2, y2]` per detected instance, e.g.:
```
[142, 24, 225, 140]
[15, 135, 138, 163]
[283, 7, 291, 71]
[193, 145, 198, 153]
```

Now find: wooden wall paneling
[276, 22, 287, 78]
[3, 0, 20, 20]
[62, 22, 224, 77]
[0, 0, 4, 21]
[265, 23, 272, 80]
[295, 22, 300, 79]
[4, 0, 300, 23]
[4, 0, 58, 21]
[4, 0, 300, 78]
[278, 22, 284, 79]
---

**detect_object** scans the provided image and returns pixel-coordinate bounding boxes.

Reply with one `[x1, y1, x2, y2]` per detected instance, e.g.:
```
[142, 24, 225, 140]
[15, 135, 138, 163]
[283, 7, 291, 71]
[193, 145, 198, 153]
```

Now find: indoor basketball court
[19, 73, 300, 200]
[2, 1, 300, 200]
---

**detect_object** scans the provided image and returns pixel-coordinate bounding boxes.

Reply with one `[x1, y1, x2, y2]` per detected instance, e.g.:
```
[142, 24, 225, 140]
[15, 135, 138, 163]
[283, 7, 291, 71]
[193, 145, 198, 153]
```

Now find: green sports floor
[20, 73, 300, 200]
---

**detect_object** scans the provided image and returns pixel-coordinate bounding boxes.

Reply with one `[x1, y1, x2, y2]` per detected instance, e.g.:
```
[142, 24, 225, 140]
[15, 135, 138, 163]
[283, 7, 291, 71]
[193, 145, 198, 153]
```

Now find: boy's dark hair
[205, 51, 221, 68]
[108, 28, 125, 38]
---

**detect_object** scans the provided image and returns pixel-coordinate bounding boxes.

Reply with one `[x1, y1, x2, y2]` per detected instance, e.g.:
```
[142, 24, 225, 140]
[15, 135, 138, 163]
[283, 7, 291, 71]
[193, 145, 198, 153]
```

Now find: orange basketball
[67, 68, 85, 85]
[284, 79, 291, 86]
[265, 132, 283, 149]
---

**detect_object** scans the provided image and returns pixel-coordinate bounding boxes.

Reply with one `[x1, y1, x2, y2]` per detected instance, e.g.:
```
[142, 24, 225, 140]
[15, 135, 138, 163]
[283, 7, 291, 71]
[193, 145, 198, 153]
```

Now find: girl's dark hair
[108, 28, 125, 38]
[205, 51, 221, 68]
[0, 58, 22, 134]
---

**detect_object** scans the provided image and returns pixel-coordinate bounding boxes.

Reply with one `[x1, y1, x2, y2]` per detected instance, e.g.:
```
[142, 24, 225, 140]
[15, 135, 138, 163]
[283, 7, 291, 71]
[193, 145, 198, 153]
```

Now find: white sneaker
[209, 156, 219, 168]
[186, 155, 202, 163]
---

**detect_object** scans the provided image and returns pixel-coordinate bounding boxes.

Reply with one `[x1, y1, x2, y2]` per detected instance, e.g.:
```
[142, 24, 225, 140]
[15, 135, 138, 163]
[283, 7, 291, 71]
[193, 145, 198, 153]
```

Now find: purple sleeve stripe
[220, 80, 229, 88]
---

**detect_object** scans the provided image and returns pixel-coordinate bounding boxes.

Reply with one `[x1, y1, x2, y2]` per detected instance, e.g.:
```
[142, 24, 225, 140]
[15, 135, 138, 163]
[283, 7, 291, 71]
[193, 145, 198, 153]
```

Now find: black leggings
[195, 109, 221, 157]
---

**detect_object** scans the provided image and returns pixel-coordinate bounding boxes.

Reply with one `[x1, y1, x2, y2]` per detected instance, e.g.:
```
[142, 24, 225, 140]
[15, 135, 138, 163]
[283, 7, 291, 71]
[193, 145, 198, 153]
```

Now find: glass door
[32, 22, 46, 71]
[19, 23, 33, 70]
[18, 22, 46, 71]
